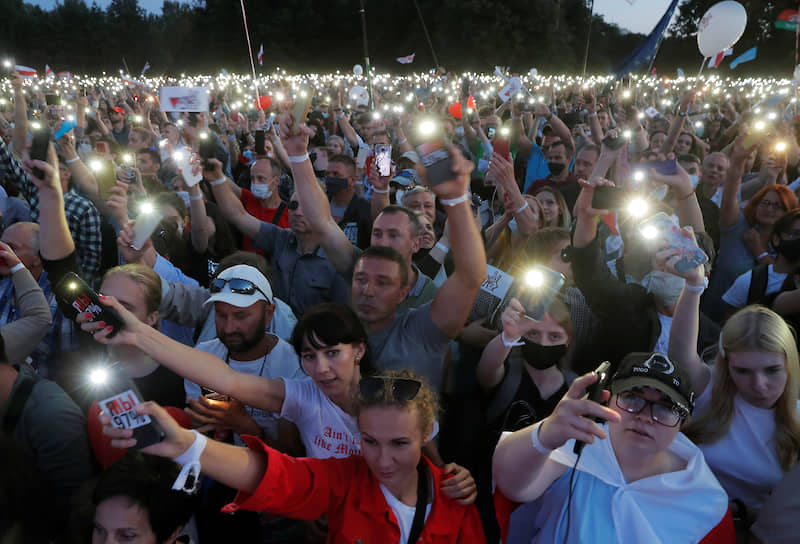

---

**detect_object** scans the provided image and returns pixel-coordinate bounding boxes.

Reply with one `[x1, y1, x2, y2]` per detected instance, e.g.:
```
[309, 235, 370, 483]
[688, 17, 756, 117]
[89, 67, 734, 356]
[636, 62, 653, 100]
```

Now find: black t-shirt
[133, 363, 186, 408]
[340, 195, 373, 250]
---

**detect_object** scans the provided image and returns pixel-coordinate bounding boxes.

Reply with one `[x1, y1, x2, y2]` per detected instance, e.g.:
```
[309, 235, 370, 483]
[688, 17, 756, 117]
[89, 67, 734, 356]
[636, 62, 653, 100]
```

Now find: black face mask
[779, 237, 800, 262]
[548, 162, 566, 176]
[324, 176, 349, 199]
[520, 339, 567, 370]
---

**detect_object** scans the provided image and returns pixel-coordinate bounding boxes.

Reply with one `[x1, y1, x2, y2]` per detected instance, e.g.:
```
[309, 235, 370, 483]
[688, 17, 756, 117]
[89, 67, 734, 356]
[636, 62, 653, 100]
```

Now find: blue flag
[611, 0, 680, 81]
[729, 47, 757, 69]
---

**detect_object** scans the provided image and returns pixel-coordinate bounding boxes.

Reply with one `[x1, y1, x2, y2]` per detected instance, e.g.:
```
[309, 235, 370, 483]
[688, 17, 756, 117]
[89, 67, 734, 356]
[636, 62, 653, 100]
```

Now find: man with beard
[182, 264, 303, 446]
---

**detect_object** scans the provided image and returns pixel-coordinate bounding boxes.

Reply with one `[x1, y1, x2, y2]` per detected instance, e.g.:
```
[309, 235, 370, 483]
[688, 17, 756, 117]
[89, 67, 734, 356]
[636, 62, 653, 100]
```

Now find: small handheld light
[641, 225, 659, 240]
[525, 269, 544, 288]
[139, 202, 154, 215]
[626, 197, 649, 218]
[89, 160, 102, 172]
[89, 367, 108, 385]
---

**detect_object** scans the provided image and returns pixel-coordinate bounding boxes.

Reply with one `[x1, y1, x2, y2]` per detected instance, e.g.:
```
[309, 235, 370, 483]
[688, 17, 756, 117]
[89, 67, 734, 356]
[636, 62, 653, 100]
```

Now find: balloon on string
[254, 95, 272, 110]
[696, 1, 747, 58]
[353, 64, 363, 76]
[349, 85, 369, 106]
[447, 96, 477, 119]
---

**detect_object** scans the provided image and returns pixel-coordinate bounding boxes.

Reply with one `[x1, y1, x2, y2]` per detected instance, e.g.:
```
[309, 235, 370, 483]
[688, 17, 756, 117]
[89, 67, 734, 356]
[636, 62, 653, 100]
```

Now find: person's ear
[354, 342, 367, 363]
[263, 302, 276, 324]
[410, 234, 422, 254]
[144, 310, 159, 328]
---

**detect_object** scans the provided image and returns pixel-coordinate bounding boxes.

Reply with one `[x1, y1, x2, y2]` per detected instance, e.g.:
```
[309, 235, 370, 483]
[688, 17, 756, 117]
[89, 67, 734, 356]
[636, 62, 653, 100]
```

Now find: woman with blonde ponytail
[667, 230, 800, 530]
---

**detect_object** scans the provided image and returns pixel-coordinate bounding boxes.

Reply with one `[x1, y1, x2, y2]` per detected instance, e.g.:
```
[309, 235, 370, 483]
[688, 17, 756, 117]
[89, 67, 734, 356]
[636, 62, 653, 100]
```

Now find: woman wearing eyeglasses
[669, 239, 800, 533]
[97, 369, 486, 543]
[492, 352, 734, 543]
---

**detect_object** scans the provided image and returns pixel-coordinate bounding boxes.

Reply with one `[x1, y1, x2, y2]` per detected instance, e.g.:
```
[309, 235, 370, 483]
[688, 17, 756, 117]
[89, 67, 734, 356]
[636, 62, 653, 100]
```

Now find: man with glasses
[493, 352, 734, 543]
[182, 263, 303, 446]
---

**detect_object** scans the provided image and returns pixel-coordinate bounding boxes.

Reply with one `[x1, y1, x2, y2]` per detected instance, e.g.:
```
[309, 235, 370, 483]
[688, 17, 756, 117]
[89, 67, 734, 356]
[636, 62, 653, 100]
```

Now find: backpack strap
[747, 264, 770, 305]
[271, 202, 287, 225]
[486, 356, 524, 424]
[2, 376, 36, 435]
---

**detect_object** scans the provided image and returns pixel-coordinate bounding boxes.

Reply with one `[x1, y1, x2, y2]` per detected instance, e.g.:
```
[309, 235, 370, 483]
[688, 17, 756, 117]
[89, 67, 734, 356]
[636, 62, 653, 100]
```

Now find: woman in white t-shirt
[668, 230, 800, 529]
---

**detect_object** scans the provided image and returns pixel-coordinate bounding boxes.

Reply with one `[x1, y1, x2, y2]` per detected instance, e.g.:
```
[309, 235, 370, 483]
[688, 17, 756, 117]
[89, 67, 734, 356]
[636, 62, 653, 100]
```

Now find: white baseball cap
[205, 265, 273, 308]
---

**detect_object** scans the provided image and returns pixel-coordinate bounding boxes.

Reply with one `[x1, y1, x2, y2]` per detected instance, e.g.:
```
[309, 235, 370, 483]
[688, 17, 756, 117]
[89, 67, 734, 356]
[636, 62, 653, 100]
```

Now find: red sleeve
[699, 508, 736, 544]
[222, 435, 353, 520]
[457, 504, 489, 544]
[493, 488, 521, 544]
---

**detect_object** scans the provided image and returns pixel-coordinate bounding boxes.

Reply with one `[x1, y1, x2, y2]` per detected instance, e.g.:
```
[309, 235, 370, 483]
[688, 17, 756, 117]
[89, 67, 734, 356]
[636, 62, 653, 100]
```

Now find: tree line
[0, 0, 797, 77]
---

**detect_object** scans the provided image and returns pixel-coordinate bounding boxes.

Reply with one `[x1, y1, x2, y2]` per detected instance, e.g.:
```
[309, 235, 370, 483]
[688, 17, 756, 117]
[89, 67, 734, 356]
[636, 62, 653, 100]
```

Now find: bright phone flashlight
[641, 225, 659, 240]
[89, 160, 102, 172]
[525, 269, 544, 287]
[139, 202, 154, 215]
[89, 367, 108, 385]
[418, 120, 437, 136]
[627, 198, 649, 218]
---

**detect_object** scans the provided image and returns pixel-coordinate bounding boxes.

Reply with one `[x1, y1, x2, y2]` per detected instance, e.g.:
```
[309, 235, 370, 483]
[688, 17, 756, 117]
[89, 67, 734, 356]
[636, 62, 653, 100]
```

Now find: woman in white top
[668, 227, 800, 527]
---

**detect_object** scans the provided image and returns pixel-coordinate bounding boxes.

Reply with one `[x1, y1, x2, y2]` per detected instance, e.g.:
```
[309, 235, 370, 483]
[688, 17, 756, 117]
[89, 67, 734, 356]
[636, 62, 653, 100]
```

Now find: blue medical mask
[250, 183, 273, 200]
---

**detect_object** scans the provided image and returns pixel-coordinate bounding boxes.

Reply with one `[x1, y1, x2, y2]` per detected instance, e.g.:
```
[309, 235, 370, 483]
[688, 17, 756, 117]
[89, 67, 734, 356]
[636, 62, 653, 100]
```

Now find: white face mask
[175, 190, 191, 208]
[251, 183, 273, 200]
[641, 270, 685, 307]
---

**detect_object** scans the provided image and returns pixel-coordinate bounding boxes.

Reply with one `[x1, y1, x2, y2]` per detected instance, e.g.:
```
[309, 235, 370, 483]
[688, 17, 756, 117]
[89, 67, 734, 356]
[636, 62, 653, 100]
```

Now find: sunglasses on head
[359, 376, 422, 402]
[209, 277, 270, 301]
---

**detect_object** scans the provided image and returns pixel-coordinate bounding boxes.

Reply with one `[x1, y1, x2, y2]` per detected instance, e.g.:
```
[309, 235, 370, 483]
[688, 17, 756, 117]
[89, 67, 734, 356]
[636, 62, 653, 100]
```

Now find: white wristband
[531, 421, 554, 455]
[756, 251, 769, 260]
[372, 187, 389, 194]
[501, 330, 524, 348]
[440, 193, 470, 207]
[514, 201, 529, 214]
[435, 241, 450, 254]
[64, 156, 80, 164]
[189, 194, 204, 201]
[9, 263, 25, 274]
[288, 153, 309, 163]
[172, 430, 207, 493]
[209, 177, 227, 186]
[684, 277, 708, 294]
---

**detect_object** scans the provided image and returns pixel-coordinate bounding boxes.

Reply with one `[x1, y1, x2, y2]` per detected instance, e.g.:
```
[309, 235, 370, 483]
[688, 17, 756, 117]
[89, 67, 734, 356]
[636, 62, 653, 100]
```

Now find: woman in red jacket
[100, 369, 485, 544]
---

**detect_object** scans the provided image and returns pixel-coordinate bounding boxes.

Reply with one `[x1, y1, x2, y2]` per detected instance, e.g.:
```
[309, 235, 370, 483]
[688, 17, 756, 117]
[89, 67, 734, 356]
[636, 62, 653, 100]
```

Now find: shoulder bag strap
[407, 463, 429, 544]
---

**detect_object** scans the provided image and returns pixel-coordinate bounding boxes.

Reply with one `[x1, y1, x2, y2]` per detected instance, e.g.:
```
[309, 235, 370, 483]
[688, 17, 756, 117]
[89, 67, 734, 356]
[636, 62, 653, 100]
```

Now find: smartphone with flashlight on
[573, 361, 611, 455]
[375, 144, 392, 177]
[515, 264, 566, 322]
[131, 203, 164, 251]
[291, 85, 313, 133]
[254, 129, 266, 156]
[198, 132, 216, 171]
[639, 158, 678, 176]
[492, 129, 511, 161]
[591, 185, 627, 211]
[54, 271, 124, 336]
[416, 120, 455, 186]
[638, 212, 708, 273]
[94, 370, 165, 450]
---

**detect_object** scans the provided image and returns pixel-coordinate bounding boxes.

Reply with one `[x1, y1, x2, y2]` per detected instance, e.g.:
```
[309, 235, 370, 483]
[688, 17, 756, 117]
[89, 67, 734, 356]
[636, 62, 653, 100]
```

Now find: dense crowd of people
[0, 65, 799, 543]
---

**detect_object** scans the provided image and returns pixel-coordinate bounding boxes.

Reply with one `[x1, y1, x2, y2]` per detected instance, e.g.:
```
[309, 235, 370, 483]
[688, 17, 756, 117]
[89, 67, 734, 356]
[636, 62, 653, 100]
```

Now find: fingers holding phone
[100, 401, 194, 458]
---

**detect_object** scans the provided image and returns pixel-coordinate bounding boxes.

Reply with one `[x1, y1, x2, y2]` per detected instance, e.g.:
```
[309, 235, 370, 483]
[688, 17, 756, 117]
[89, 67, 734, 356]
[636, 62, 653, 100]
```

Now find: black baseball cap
[610, 352, 695, 415]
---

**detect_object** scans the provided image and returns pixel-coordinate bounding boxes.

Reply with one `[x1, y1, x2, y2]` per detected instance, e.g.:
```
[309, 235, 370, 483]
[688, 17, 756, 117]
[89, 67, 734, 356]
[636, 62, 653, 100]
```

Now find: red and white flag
[140, 61, 151, 76]
[709, 48, 733, 68]
[15, 65, 37, 78]
[57, 71, 72, 80]
[258, 44, 264, 66]
[45, 64, 54, 78]
[396, 53, 415, 64]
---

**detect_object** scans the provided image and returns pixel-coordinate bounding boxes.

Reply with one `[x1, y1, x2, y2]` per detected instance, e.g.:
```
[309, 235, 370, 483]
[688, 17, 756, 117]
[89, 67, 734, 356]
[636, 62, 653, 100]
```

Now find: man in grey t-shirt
[285, 122, 486, 390]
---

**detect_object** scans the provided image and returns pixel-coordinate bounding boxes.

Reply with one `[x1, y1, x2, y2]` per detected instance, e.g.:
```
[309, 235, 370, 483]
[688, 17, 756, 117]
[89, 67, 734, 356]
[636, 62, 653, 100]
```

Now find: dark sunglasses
[209, 277, 270, 300]
[359, 376, 422, 402]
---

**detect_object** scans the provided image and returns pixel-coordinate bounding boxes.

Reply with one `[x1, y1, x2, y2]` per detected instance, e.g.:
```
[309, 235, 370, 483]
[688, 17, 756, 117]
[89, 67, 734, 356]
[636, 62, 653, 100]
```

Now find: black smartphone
[416, 141, 454, 186]
[602, 133, 626, 150]
[45, 94, 59, 106]
[573, 361, 612, 455]
[254, 129, 266, 156]
[591, 185, 626, 211]
[30, 126, 52, 179]
[515, 265, 566, 321]
[96, 373, 165, 450]
[198, 133, 216, 170]
[460, 77, 470, 100]
[54, 272, 124, 338]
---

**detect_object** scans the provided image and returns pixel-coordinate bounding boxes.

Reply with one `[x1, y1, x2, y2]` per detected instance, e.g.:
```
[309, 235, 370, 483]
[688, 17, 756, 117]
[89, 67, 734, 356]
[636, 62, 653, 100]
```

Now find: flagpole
[411, 0, 441, 71]
[358, 0, 375, 110]
[581, 0, 594, 79]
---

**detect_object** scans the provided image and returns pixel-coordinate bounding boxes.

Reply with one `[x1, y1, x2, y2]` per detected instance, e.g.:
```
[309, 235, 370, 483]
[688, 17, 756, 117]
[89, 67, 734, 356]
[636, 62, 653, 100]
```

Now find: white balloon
[697, 1, 747, 58]
[353, 64, 363, 76]
[529, 68, 538, 77]
[349, 85, 369, 106]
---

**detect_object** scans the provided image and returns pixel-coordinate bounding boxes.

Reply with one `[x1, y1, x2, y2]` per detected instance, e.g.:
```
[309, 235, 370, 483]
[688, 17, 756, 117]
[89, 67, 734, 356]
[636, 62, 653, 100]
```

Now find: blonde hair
[684, 306, 800, 470]
[102, 264, 162, 321]
[531, 187, 572, 228]
[355, 369, 438, 438]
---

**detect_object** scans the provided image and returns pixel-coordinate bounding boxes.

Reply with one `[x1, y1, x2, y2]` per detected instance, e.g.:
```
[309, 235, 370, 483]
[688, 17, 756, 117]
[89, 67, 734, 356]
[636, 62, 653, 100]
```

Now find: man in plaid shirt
[0, 138, 102, 286]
